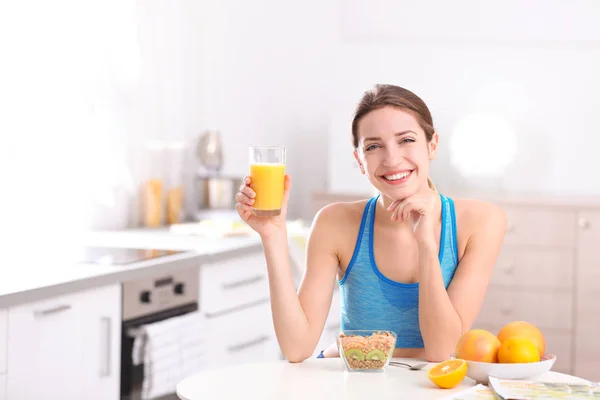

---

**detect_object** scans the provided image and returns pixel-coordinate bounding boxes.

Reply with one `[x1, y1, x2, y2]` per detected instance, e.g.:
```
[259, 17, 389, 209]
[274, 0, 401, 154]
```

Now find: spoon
[388, 361, 429, 370]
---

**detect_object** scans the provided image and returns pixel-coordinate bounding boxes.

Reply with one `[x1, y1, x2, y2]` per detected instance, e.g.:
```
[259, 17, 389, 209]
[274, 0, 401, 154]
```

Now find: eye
[399, 137, 416, 144]
[365, 144, 380, 151]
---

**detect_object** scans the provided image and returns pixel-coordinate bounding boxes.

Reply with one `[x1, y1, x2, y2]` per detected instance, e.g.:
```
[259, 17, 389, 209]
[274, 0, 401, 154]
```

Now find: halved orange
[427, 359, 468, 389]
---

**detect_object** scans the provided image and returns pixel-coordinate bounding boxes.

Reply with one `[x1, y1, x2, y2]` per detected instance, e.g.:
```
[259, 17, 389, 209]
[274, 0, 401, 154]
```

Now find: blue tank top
[339, 193, 459, 348]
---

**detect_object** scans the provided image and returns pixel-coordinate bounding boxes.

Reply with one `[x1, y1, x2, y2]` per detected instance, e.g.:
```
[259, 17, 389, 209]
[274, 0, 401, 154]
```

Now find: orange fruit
[455, 329, 501, 363]
[428, 359, 468, 389]
[497, 321, 545, 358]
[498, 337, 540, 363]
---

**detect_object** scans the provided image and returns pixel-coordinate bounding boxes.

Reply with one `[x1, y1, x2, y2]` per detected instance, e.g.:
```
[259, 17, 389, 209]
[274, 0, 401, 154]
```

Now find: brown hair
[351, 84, 435, 148]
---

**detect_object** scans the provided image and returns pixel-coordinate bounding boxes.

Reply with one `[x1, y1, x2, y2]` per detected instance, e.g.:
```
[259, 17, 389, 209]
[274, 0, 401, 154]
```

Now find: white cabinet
[0, 309, 6, 374]
[0, 374, 5, 400]
[6, 284, 121, 400]
[200, 250, 282, 369]
[0, 308, 5, 400]
[81, 285, 122, 400]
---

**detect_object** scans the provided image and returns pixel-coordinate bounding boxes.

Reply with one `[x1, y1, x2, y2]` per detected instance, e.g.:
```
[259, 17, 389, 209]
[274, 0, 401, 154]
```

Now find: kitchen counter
[0, 224, 308, 308]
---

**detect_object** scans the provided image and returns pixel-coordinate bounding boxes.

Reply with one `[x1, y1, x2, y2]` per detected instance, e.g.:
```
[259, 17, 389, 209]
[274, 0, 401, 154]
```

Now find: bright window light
[449, 113, 517, 178]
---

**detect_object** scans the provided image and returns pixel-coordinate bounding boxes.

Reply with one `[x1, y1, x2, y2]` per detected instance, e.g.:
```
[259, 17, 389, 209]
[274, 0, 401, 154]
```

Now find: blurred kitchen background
[4, 0, 600, 242]
[1, 1, 600, 399]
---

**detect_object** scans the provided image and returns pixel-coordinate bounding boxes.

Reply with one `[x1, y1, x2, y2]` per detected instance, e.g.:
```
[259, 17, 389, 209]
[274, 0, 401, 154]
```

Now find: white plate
[460, 353, 557, 384]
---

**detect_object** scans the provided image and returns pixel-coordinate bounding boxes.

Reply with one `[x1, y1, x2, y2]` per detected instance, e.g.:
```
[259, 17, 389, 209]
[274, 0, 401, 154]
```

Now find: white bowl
[459, 353, 557, 384]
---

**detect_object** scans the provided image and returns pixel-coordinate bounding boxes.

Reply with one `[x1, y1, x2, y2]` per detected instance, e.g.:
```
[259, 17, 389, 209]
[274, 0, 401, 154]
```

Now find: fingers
[391, 199, 413, 221]
[236, 176, 255, 206]
[281, 175, 292, 205]
[235, 203, 253, 221]
[236, 191, 254, 206]
[239, 177, 255, 198]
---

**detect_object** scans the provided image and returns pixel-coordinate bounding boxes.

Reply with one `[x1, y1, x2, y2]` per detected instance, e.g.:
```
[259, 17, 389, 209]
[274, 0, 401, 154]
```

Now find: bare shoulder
[308, 199, 369, 257]
[453, 198, 507, 237]
[312, 199, 369, 232]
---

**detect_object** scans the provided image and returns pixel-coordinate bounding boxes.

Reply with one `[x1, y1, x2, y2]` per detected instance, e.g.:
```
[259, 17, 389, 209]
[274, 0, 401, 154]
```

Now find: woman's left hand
[387, 190, 438, 245]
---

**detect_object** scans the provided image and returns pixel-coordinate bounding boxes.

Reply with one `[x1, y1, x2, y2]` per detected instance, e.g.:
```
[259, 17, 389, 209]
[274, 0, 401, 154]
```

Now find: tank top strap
[439, 193, 459, 265]
[358, 195, 378, 254]
[338, 195, 379, 285]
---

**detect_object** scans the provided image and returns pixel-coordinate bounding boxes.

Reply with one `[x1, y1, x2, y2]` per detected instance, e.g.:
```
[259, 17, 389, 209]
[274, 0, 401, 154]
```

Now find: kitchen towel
[131, 311, 209, 400]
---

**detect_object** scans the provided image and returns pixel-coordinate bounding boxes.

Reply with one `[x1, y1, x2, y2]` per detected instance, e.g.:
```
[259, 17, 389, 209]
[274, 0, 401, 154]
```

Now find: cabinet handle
[227, 335, 269, 353]
[500, 308, 512, 316]
[504, 264, 515, 275]
[34, 304, 71, 317]
[221, 275, 265, 290]
[579, 218, 590, 229]
[100, 317, 111, 378]
[507, 221, 516, 233]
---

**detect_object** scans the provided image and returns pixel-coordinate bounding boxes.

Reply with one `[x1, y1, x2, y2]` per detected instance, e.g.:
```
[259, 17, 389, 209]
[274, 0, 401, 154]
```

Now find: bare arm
[262, 206, 340, 362]
[418, 202, 507, 361]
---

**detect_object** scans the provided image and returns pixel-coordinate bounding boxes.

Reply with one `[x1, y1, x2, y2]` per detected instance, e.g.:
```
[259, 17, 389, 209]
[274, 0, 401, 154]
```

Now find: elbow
[282, 349, 313, 363]
[425, 347, 454, 363]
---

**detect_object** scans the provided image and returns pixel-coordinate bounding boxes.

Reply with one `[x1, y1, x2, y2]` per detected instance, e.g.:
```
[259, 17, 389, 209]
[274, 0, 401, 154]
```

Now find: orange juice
[250, 163, 285, 216]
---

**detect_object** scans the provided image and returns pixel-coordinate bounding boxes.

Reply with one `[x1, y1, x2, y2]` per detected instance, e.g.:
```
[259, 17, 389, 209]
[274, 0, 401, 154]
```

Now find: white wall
[200, 0, 600, 217]
[194, 0, 338, 219]
[328, 0, 600, 197]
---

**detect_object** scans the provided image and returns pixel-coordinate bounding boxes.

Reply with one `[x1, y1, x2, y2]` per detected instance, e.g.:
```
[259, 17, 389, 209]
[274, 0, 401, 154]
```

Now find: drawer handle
[507, 221, 516, 233]
[504, 264, 515, 275]
[500, 308, 512, 316]
[227, 335, 269, 353]
[221, 275, 265, 290]
[100, 317, 111, 378]
[579, 218, 590, 230]
[34, 304, 72, 317]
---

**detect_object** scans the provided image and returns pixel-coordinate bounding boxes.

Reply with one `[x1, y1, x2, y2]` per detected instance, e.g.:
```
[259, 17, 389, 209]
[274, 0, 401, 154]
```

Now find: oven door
[120, 302, 198, 400]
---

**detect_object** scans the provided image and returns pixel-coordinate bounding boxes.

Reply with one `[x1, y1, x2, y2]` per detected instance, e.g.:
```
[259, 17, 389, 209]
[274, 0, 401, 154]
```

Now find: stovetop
[77, 246, 186, 266]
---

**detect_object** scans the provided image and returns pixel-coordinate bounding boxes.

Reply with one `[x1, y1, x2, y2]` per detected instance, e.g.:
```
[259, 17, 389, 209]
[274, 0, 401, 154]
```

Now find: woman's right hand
[235, 174, 291, 239]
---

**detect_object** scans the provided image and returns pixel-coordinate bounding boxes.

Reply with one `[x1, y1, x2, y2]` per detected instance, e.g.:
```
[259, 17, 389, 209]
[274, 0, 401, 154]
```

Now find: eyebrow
[363, 130, 416, 143]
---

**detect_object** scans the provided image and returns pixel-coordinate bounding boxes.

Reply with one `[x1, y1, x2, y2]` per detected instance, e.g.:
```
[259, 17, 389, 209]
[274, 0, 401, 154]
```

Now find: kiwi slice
[366, 349, 386, 361]
[344, 349, 365, 361]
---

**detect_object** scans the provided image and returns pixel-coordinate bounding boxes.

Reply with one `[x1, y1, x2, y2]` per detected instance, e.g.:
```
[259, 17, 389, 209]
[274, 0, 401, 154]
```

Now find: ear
[353, 149, 365, 174]
[428, 132, 439, 160]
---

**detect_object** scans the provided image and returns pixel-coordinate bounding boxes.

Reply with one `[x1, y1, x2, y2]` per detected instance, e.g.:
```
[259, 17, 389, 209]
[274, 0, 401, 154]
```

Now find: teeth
[384, 171, 410, 181]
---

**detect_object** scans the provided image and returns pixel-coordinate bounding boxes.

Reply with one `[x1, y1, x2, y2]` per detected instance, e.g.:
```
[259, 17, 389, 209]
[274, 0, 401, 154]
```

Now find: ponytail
[427, 177, 437, 192]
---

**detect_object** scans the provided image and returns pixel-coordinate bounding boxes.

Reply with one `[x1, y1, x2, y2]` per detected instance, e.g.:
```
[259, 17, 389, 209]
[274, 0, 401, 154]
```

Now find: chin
[374, 184, 418, 201]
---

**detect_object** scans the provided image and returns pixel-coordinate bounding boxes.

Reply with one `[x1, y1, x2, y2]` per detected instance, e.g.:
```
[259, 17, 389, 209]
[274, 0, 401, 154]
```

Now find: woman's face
[354, 106, 438, 201]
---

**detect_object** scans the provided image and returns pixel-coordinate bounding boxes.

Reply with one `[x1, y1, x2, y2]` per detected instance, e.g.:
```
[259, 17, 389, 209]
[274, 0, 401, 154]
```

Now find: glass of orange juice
[249, 145, 286, 216]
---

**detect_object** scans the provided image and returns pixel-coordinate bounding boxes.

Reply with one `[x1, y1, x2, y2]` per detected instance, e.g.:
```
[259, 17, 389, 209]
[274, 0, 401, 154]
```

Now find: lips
[379, 169, 413, 185]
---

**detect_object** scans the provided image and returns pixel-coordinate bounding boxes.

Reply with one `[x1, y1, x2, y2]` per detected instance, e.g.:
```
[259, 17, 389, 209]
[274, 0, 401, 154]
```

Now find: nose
[382, 147, 403, 167]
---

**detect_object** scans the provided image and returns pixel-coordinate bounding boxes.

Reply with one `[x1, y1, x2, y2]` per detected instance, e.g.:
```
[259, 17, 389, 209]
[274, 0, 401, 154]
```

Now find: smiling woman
[235, 84, 507, 363]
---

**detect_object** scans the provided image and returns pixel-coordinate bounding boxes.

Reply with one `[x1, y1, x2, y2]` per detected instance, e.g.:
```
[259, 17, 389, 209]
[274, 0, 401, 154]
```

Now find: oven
[120, 267, 199, 400]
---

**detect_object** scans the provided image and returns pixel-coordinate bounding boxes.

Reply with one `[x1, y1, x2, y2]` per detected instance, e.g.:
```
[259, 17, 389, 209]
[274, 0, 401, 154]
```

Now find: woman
[235, 84, 507, 363]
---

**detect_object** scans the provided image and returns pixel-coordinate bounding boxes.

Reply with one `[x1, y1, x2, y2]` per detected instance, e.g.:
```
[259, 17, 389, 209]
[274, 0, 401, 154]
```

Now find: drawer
[576, 289, 600, 336]
[0, 309, 6, 374]
[502, 207, 576, 248]
[200, 252, 269, 315]
[206, 301, 278, 367]
[575, 334, 600, 362]
[576, 211, 600, 289]
[491, 247, 574, 289]
[0, 374, 5, 400]
[574, 360, 600, 382]
[477, 289, 572, 331]
[475, 324, 572, 373]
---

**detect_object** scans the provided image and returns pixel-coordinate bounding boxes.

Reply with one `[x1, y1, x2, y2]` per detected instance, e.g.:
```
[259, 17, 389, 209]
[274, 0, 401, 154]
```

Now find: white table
[176, 358, 590, 400]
